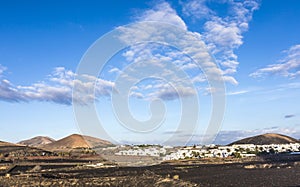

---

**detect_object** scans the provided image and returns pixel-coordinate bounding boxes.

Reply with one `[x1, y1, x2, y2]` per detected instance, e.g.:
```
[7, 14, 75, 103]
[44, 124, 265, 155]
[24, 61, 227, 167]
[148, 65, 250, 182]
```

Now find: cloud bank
[0, 1, 260, 105]
[0, 66, 114, 105]
[113, 0, 259, 100]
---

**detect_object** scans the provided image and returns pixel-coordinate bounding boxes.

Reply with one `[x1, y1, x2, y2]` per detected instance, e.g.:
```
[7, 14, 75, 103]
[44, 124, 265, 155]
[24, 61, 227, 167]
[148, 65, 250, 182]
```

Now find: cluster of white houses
[115, 146, 167, 157]
[112, 143, 300, 161]
[163, 143, 300, 160]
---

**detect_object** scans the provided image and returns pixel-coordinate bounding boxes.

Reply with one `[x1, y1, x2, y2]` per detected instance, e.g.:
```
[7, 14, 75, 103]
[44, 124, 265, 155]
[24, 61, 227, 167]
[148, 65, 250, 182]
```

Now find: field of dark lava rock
[1, 155, 300, 187]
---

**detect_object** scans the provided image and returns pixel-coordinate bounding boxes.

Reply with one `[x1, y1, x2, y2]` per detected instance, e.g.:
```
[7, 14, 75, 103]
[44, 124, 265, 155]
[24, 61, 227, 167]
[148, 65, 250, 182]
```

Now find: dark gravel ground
[149, 162, 300, 187]
[1, 155, 300, 186]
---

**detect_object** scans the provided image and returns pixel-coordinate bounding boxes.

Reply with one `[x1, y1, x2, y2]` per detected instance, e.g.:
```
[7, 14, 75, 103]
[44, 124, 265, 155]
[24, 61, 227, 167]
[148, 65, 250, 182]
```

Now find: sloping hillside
[0, 140, 55, 157]
[18, 136, 55, 147]
[42, 134, 113, 151]
[0, 140, 19, 147]
[229, 133, 299, 145]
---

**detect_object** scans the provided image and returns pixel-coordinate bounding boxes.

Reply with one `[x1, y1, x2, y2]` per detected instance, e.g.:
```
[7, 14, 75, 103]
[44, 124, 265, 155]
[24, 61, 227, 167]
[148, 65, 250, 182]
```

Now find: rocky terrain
[0, 169, 198, 187]
[1, 155, 300, 187]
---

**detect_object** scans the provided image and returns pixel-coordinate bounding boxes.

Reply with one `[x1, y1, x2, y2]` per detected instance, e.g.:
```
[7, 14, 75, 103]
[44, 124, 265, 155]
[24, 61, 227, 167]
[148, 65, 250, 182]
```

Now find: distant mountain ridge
[229, 133, 300, 145]
[0, 140, 22, 147]
[41, 134, 113, 151]
[18, 136, 55, 147]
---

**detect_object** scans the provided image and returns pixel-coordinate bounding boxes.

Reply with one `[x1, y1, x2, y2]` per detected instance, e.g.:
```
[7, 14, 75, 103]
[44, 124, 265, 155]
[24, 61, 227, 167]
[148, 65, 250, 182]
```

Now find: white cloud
[227, 90, 249, 96]
[222, 75, 238, 85]
[192, 74, 206, 83]
[204, 1, 259, 76]
[120, 0, 260, 93]
[204, 18, 243, 49]
[250, 44, 300, 78]
[0, 78, 25, 102]
[115, 1, 240, 101]
[137, 2, 187, 31]
[182, 0, 215, 19]
[0, 66, 114, 105]
[129, 91, 144, 99]
[0, 65, 7, 76]
[182, 0, 259, 82]
[148, 84, 197, 101]
[108, 67, 121, 74]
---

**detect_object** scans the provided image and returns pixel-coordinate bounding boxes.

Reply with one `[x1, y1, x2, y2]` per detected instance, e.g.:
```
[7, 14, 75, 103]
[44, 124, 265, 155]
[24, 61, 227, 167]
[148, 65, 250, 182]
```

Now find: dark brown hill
[42, 134, 113, 151]
[229, 133, 299, 145]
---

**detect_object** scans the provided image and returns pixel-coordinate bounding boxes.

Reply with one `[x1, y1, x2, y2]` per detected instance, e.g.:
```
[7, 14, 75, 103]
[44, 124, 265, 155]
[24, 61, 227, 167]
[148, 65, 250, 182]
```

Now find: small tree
[192, 151, 200, 158]
[232, 152, 241, 158]
[191, 151, 196, 158]
[239, 148, 245, 152]
[269, 148, 275, 154]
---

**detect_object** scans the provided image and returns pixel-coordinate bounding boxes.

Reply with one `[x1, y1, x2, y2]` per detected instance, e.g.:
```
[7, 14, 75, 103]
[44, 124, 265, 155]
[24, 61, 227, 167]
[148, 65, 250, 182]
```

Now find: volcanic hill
[41, 134, 113, 151]
[18, 136, 55, 147]
[229, 133, 299, 145]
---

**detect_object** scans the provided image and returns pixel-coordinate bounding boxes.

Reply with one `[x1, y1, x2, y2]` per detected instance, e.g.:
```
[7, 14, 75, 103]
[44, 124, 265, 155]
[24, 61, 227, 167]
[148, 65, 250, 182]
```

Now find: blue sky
[1, 0, 300, 145]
